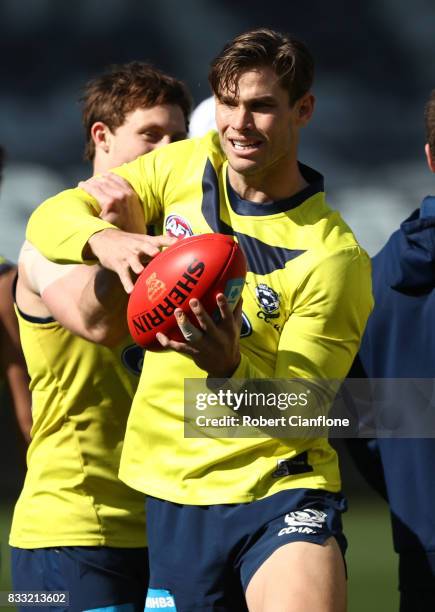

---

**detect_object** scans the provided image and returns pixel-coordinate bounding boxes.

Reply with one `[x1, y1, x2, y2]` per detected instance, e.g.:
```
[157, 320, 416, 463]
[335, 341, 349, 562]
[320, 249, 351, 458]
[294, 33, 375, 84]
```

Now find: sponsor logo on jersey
[145, 588, 177, 610]
[278, 508, 327, 536]
[121, 344, 144, 376]
[146, 272, 167, 301]
[165, 214, 193, 238]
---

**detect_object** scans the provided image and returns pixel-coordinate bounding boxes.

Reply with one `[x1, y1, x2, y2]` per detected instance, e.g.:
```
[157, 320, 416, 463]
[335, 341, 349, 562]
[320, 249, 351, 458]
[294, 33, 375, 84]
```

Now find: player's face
[108, 104, 187, 166]
[216, 67, 311, 178]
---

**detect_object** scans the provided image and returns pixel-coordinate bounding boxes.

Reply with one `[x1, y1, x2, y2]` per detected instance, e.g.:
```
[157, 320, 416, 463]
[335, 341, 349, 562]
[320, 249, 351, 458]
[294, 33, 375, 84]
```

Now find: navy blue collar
[226, 162, 324, 217]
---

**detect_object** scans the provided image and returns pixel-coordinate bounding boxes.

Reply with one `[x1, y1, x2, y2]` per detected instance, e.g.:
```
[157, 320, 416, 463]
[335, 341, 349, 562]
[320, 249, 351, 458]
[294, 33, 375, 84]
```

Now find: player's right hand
[78, 173, 145, 234]
[88, 229, 176, 293]
[156, 295, 243, 377]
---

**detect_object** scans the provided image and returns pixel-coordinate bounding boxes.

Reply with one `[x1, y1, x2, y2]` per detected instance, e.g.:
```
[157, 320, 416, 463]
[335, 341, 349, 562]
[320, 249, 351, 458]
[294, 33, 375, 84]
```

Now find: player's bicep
[42, 263, 128, 345]
[23, 242, 93, 339]
[18, 243, 108, 342]
[41, 269, 93, 338]
[275, 310, 355, 380]
[275, 249, 373, 380]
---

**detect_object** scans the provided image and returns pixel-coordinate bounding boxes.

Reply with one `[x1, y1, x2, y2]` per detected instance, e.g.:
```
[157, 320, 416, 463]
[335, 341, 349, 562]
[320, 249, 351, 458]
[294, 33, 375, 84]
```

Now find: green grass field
[1, 505, 14, 595]
[0, 496, 398, 611]
[344, 498, 398, 611]
[1, 504, 14, 610]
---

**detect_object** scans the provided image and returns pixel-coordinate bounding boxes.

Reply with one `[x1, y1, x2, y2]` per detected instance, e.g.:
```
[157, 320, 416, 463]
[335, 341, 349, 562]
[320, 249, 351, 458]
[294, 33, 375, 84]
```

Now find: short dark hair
[209, 28, 314, 105]
[81, 61, 192, 161]
[425, 89, 435, 158]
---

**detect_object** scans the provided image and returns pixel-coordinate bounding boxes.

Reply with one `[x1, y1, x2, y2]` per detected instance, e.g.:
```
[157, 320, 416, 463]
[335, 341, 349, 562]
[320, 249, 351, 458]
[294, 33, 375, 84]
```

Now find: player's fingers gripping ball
[127, 234, 247, 351]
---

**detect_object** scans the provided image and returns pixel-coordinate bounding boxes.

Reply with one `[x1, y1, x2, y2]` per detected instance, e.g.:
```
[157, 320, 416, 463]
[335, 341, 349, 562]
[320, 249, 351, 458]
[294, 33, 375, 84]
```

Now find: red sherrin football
[127, 233, 247, 351]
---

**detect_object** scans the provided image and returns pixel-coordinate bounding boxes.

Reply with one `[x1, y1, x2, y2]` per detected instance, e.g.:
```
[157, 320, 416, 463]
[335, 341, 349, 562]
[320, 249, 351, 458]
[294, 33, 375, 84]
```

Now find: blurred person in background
[188, 95, 216, 137]
[347, 89, 435, 612]
[0, 145, 32, 443]
[9, 62, 191, 612]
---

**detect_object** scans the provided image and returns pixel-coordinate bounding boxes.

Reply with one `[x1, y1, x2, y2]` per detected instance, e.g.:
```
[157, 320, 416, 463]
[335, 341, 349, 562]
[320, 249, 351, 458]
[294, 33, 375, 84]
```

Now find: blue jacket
[360, 195, 435, 378]
[349, 195, 435, 566]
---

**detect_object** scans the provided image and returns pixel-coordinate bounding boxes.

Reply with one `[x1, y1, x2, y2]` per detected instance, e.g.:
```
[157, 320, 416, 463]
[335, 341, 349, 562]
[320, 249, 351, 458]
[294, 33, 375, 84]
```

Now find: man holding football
[26, 29, 372, 612]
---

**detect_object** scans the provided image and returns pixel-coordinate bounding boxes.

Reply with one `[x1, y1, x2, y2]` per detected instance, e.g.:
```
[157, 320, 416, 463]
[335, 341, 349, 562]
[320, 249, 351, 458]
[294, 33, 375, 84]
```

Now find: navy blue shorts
[10, 546, 149, 612]
[145, 488, 347, 612]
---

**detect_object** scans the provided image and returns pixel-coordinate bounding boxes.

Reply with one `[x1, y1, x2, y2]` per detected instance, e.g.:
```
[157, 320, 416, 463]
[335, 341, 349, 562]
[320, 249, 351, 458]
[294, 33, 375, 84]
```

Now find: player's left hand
[156, 294, 243, 378]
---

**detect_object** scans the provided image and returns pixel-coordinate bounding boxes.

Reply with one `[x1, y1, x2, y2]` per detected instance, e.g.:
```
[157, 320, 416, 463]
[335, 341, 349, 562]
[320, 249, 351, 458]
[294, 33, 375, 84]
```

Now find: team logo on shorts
[278, 509, 327, 536]
[285, 509, 327, 528]
[165, 214, 193, 238]
[255, 284, 280, 314]
[146, 272, 167, 301]
[121, 344, 144, 376]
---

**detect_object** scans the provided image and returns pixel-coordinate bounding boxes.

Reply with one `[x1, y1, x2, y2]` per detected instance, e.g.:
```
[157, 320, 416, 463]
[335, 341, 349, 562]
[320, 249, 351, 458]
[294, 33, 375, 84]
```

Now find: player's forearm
[207, 353, 330, 427]
[231, 352, 272, 379]
[79, 265, 129, 346]
[26, 188, 117, 264]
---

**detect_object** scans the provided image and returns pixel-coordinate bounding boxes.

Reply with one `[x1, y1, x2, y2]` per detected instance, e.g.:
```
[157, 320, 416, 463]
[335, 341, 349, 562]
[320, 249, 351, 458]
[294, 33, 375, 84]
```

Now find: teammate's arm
[22, 172, 174, 345]
[40, 236, 173, 345]
[0, 267, 32, 442]
[26, 153, 165, 290]
[17, 243, 128, 346]
[43, 263, 130, 346]
[26, 188, 157, 294]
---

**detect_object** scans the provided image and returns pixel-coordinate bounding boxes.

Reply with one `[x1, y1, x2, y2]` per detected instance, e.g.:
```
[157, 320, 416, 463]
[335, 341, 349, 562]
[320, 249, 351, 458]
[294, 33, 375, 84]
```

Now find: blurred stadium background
[1, 0, 434, 609]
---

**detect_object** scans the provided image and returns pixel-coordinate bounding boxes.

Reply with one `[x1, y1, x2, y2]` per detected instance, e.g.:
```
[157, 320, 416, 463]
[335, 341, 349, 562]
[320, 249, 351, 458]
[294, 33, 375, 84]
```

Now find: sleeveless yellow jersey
[27, 131, 373, 504]
[9, 305, 146, 548]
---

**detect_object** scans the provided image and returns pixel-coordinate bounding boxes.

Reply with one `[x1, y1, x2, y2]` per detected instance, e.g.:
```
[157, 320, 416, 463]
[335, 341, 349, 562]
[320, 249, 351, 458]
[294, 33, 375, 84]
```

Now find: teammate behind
[9, 62, 191, 612]
[26, 30, 373, 612]
[347, 89, 435, 611]
[0, 145, 32, 443]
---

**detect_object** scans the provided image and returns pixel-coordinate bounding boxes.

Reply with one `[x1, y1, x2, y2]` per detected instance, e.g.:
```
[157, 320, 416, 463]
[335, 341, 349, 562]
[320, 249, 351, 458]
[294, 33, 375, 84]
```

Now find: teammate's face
[107, 104, 187, 167]
[216, 67, 312, 179]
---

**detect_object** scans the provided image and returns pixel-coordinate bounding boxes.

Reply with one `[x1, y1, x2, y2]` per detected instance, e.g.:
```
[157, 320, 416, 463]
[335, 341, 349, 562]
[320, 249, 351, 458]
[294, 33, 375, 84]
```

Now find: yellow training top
[27, 132, 373, 505]
[9, 305, 146, 548]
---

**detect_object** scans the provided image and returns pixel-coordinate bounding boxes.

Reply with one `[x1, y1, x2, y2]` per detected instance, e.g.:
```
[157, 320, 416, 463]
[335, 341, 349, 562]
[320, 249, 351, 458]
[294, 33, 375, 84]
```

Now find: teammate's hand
[78, 173, 145, 234]
[88, 228, 176, 293]
[156, 294, 243, 377]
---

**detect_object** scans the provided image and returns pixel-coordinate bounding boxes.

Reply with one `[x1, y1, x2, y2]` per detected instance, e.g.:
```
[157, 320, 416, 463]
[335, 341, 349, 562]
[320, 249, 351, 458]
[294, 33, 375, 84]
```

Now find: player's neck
[92, 153, 113, 175]
[227, 159, 308, 204]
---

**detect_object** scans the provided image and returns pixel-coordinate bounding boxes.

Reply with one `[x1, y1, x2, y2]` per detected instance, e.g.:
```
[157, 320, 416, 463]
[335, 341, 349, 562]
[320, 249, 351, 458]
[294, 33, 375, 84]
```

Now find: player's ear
[91, 122, 111, 154]
[425, 143, 435, 173]
[294, 93, 315, 127]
